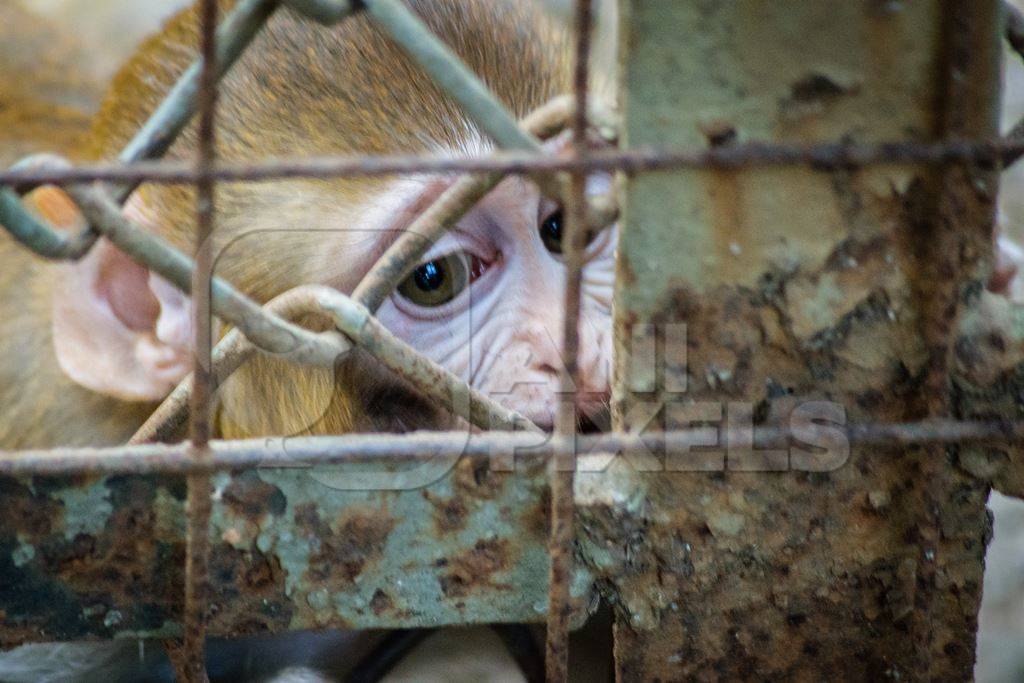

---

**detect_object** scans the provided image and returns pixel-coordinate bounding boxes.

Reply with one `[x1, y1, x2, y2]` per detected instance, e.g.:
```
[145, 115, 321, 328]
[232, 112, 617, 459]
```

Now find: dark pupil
[541, 210, 564, 253]
[414, 261, 445, 291]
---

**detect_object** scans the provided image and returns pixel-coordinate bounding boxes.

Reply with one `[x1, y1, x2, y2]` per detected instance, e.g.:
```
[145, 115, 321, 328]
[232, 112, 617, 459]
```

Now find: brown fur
[0, 2, 155, 448]
[3, 0, 571, 446]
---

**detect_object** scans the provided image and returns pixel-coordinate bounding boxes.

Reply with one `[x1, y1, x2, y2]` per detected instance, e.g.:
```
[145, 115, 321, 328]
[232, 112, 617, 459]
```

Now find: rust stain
[206, 545, 292, 635]
[222, 473, 286, 520]
[451, 456, 504, 501]
[295, 503, 396, 585]
[369, 588, 394, 616]
[422, 490, 469, 534]
[438, 539, 512, 598]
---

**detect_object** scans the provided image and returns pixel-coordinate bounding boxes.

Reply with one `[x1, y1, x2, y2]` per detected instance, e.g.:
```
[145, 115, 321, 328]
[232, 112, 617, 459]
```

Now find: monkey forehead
[227, 1, 569, 157]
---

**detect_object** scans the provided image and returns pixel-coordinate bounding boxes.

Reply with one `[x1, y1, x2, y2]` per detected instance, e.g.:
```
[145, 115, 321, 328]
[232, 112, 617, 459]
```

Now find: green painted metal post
[579, 1, 1004, 678]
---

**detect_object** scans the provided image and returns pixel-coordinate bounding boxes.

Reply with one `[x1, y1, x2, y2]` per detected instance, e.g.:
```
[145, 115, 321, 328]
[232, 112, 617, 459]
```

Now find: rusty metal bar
[173, 0, 221, 677]
[2, 419, 1024, 477]
[908, 2, 1002, 673]
[546, 0, 593, 678]
[5, 138, 1024, 189]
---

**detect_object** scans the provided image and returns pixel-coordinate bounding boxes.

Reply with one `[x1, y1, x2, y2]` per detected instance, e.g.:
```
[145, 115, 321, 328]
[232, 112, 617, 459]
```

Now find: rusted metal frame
[1, 448, 588, 643]
[909, 2, 1002, 673]
[546, 0, 593, 679]
[595, 1, 1003, 679]
[4, 419, 1024, 477]
[170, 0, 221, 678]
[7, 138, 1024, 189]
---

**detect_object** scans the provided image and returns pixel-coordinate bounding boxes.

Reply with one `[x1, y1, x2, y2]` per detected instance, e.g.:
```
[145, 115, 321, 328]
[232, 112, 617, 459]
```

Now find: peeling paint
[53, 480, 112, 541]
[1, 456, 595, 644]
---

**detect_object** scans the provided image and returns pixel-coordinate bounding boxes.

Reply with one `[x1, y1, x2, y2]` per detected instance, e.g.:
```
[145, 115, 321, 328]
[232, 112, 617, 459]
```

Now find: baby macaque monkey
[1, 0, 613, 679]
[1, 0, 613, 450]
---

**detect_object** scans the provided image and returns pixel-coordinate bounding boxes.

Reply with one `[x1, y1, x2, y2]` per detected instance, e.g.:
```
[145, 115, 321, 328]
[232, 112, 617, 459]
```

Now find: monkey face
[375, 175, 616, 431]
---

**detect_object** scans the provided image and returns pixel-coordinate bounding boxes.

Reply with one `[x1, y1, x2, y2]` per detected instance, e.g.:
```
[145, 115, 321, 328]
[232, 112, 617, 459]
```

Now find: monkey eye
[539, 207, 598, 256]
[397, 251, 483, 308]
[540, 209, 565, 254]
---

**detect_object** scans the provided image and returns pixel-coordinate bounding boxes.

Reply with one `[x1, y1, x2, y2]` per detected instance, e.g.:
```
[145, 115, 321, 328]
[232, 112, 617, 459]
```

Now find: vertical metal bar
[178, 0, 220, 678]
[546, 0, 593, 680]
[910, 0, 1002, 673]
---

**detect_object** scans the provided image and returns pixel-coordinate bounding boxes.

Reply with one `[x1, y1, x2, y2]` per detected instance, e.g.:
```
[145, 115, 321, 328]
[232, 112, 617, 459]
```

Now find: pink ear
[30, 189, 195, 402]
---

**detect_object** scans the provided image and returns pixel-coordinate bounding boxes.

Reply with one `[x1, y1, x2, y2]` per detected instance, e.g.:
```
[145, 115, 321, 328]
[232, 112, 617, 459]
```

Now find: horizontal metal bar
[2, 420, 1023, 477]
[2, 137, 1021, 188]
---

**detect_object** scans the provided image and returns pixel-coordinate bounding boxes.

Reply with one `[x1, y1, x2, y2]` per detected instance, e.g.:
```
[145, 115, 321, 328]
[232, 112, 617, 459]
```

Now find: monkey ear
[25, 188, 195, 402]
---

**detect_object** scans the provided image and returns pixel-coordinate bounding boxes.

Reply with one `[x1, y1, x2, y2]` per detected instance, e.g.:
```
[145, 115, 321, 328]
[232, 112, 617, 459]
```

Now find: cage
[1, 0, 1023, 681]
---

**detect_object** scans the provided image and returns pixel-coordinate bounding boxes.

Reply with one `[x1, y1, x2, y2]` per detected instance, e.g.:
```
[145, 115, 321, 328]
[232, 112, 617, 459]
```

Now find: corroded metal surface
[0, 456, 593, 645]
[582, 0, 1008, 679]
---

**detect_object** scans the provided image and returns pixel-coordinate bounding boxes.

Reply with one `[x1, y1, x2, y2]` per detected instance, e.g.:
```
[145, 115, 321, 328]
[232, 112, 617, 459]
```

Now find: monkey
[2, 0, 614, 450]
[0, 0, 614, 679]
